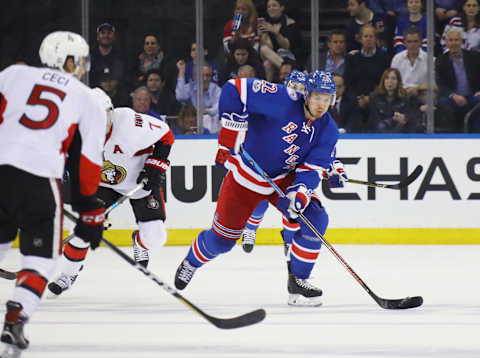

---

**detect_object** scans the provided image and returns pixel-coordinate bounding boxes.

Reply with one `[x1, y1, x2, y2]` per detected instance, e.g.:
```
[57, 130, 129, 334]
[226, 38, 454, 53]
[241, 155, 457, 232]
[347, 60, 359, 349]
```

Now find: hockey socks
[187, 230, 236, 267]
[61, 237, 89, 277]
[244, 200, 268, 231]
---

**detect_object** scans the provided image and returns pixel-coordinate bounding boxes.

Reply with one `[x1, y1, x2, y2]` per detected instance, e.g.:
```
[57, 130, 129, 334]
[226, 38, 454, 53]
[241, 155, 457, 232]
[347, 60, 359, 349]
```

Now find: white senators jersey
[101, 108, 173, 199]
[0, 64, 106, 196]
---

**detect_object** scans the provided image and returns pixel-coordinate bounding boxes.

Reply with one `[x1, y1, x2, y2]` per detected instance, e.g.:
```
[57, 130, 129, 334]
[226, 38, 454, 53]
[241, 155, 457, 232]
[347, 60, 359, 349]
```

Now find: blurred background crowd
[1, 0, 479, 134]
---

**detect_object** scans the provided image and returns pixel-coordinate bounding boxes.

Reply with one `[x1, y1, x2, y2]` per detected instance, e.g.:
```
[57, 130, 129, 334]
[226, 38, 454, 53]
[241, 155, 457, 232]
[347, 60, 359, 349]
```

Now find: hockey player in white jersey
[47, 88, 174, 297]
[0, 31, 106, 356]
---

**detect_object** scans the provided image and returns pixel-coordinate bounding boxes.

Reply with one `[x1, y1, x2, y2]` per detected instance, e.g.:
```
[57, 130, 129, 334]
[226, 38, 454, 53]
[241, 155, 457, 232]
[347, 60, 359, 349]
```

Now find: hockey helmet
[39, 31, 90, 73]
[305, 70, 336, 106]
[92, 87, 114, 112]
[284, 70, 308, 96]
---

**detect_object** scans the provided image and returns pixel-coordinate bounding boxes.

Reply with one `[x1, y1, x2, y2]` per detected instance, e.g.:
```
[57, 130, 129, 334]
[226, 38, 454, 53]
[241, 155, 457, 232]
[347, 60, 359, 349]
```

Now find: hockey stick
[0, 183, 148, 281]
[63, 181, 146, 244]
[345, 165, 423, 190]
[0, 268, 16, 280]
[63, 209, 266, 329]
[240, 146, 423, 310]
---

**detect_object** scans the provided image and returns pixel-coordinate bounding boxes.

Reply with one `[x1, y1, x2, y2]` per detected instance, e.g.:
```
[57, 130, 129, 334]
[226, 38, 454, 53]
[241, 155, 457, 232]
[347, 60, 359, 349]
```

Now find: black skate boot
[1, 301, 29, 356]
[47, 265, 83, 298]
[287, 272, 323, 307]
[174, 259, 197, 290]
[132, 230, 149, 268]
[241, 229, 256, 253]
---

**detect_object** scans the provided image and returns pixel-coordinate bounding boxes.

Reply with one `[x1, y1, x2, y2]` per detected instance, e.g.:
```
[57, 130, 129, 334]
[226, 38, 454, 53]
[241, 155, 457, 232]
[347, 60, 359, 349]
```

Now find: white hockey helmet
[92, 87, 114, 112]
[39, 31, 90, 72]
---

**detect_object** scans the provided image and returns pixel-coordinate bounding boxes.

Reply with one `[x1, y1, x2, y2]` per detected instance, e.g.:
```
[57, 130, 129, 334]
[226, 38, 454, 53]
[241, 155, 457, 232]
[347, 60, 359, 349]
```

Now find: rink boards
[20, 134, 480, 246]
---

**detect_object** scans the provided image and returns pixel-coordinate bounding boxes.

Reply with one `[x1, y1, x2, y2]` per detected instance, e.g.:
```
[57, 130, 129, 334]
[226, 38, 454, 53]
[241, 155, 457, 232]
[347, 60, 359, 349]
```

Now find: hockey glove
[277, 184, 311, 220]
[218, 111, 248, 155]
[215, 146, 231, 169]
[74, 206, 105, 250]
[327, 160, 348, 188]
[138, 156, 169, 191]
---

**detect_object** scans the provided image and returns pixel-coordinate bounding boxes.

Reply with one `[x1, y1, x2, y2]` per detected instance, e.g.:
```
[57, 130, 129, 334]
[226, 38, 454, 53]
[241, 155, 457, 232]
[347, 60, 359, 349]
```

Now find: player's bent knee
[138, 220, 167, 249]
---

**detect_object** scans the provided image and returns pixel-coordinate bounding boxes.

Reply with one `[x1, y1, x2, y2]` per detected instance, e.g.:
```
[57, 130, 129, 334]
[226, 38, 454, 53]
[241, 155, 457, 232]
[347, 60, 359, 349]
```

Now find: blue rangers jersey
[220, 78, 339, 195]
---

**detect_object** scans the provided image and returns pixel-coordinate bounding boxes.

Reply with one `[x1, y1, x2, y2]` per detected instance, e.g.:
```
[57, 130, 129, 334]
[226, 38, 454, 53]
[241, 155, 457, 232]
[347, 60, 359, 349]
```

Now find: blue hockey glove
[327, 160, 348, 188]
[277, 184, 311, 220]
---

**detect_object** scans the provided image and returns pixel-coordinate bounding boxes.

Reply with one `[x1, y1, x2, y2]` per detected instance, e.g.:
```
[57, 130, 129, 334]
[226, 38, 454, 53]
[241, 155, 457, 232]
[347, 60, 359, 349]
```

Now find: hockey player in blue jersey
[175, 71, 348, 306]
[215, 70, 308, 254]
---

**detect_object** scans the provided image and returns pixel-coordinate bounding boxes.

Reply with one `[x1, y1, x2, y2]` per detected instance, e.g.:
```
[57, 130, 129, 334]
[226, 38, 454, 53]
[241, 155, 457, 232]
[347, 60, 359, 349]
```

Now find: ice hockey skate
[1, 301, 29, 357]
[132, 230, 149, 268]
[241, 229, 256, 253]
[174, 259, 197, 290]
[47, 268, 82, 298]
[287, 272, 323, 307]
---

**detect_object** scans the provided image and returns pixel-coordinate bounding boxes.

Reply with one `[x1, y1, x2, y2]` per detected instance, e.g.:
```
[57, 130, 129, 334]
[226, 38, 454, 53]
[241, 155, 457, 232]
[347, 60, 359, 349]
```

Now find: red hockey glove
[218, 112, 248, 155]
[277, 184, 311, 220]
[215, 146, 231, 168]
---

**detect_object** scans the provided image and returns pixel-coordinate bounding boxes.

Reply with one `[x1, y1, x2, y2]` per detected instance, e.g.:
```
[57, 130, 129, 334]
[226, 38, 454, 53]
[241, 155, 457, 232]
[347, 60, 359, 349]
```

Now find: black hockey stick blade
[347, 165, 423, 190]
[0, 268, 17, 280]
[99, 237, 266, 329]
[374, 294, 423, 310]
[173, 292, 266, 329]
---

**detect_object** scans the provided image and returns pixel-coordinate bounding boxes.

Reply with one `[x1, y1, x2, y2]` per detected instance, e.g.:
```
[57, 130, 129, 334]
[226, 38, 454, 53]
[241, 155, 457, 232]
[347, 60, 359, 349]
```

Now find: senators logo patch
[101, 160, 127, 185]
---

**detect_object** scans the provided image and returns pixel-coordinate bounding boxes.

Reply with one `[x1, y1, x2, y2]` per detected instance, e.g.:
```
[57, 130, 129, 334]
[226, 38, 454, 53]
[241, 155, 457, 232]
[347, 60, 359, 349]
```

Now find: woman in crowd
[258, 0, 301, 82]
[223, 0, 260, 54]
[369, 68, 421, 133]
[441, 0, 480, 52]
[132, 34, 168, 86]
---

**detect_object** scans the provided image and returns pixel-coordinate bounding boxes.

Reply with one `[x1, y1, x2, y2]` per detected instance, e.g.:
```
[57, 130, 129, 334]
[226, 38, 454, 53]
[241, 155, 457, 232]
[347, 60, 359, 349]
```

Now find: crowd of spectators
[2, 0, 480, 134]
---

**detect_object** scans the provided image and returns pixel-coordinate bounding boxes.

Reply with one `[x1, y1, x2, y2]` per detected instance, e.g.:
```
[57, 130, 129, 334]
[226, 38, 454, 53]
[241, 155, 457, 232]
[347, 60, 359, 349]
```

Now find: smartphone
[257, 17, 265, 24]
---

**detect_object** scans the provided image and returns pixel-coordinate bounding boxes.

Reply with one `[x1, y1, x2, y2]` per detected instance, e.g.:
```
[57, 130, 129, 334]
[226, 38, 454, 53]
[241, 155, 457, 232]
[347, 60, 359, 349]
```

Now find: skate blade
[288, 294, 323, 307]
[1, 343, 23, 358]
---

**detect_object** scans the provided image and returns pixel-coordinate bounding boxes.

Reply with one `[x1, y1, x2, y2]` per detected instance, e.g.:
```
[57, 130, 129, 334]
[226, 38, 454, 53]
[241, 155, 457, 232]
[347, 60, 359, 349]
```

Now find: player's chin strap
[239, 145, 423, 310]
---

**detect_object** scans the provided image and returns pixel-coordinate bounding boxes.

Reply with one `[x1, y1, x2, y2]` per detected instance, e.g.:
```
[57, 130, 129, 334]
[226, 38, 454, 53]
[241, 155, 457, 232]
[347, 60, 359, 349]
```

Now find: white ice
[1, 244, 479, 358]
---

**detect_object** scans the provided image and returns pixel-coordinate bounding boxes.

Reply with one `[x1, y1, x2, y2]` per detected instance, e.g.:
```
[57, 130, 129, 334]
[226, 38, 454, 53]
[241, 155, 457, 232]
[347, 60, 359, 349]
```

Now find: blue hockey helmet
[305, 70, 336, 106]
[284, 70, 308, 96]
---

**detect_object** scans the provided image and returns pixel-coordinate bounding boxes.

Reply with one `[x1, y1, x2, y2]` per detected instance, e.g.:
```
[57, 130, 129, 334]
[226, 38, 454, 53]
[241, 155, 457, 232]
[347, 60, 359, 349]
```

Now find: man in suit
[436, 27, 480, 132]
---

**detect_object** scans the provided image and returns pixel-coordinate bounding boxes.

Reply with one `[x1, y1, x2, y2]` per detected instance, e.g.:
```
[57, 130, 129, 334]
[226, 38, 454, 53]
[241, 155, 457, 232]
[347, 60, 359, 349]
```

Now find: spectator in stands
[331, 73, 346, 131]
[98, 72, 131, 108]
[171, 104, 200, 135]
[175, 61, 222, 134]
[219, 38, 265, 85]
[307, 30, 346, 75]
[238, 64, 256, 78]
[145, 69, 180, 116]
[258, 0, 302, 82]
[394, 0, 427, 53]
[435, 0, 459, 25]
[436, 26, 480, 132]
[346, 0, 386, 52]
[184, 42, 219, 84]
[132, 34, 168, 87]
[343, 24, 390, 132]
[413, 82, 455, 133]
[391, 26, 427, 96]
[277, 60, 296, 84]
[89, 23, 126, 88]
[369, 68, 421, 132]
[131, 86, 163, 120]
[223, 0, 260, 54]
[441, 0, 480, 53]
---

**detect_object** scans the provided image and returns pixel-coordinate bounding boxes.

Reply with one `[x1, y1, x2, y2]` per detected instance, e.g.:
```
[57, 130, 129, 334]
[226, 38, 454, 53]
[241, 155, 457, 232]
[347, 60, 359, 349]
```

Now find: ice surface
[1, 244, 479, 358]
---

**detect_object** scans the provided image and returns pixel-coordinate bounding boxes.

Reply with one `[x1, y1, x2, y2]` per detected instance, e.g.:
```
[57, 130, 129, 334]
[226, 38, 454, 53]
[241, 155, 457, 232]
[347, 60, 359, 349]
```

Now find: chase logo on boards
[164, 157, 480, 203]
